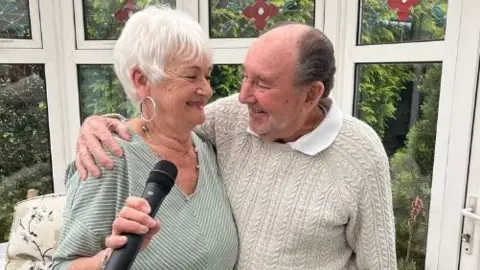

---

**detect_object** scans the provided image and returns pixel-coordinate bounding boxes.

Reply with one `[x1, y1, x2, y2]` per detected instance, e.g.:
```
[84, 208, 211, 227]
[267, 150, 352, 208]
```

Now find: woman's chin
[188, 114, 206, 127]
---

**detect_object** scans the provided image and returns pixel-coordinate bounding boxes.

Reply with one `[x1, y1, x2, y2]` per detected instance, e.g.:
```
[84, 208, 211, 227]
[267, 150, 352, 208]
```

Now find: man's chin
[249, 125, 276, 141]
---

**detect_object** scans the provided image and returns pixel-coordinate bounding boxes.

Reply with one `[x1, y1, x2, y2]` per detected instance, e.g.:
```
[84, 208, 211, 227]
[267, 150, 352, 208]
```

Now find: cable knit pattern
[197, 94, 397, 270]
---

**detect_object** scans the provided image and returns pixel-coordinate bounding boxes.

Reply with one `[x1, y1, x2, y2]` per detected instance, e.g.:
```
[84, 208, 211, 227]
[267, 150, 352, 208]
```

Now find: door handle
[461, 207, 480, 222]
[461, 195, 480, 255]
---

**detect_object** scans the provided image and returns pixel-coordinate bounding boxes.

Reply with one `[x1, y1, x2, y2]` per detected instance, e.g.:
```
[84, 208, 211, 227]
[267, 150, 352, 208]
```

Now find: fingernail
[148, 219, 156, 228]
[120, 236, 128, 243]
[143, 205, 151, 214]
[106, 162, 114, 169]
[141, 226, 149, 234]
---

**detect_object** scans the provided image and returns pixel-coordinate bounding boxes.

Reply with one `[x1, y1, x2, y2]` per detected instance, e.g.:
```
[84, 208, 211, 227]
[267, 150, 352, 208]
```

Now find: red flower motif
[387, 0, 421, 22]
[114, 0, 137, 23]
[242, 0, 279, 30]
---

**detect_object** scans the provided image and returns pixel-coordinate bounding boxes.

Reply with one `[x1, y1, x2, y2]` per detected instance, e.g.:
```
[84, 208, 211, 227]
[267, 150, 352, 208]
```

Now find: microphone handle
[103, 183, 169, 270]
[104, 233, 144, 270]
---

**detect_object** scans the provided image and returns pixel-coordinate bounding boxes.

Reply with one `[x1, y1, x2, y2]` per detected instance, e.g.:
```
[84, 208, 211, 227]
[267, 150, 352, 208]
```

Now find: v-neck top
[52, 131, 239, 270]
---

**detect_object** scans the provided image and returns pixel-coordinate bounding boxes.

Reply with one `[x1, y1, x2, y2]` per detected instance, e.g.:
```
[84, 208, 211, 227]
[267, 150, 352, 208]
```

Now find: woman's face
[150, 57, 213, 128]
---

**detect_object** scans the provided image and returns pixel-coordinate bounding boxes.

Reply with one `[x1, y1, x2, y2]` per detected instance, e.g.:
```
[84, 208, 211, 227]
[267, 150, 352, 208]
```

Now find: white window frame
[324, 0, 472, 268]
[443, 0, 480, 268]
[73, 0, 195, 49]
[0, 0, 42, 49]
[200, 0, 325, 57]
[1, 0, 68, 198]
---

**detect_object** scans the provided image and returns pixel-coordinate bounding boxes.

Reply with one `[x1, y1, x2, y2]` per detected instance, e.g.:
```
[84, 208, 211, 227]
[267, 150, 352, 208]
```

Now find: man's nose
[239, 82, 255, 104]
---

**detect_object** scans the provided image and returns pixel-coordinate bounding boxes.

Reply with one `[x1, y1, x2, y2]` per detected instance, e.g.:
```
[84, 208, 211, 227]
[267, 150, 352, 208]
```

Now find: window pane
[211, 64, 243, 101]
[355, 62, 441, 268]
[78, 64, 242, 122]
[0, 64, 52, 243]
[0, 0, 32, 39]
[82, 0, 176, 40]
[78, 64, 137, 122]
[358, 0, 447, 45]
[209, 0, 315, 38]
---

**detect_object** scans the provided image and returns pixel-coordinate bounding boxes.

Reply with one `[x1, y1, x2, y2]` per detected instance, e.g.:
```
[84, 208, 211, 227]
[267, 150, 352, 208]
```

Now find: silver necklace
[141, 125, 200, 171]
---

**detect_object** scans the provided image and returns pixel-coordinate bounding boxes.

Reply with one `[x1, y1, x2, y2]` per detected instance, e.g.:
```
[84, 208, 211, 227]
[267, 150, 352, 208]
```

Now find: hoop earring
[140, 96, 156, 122]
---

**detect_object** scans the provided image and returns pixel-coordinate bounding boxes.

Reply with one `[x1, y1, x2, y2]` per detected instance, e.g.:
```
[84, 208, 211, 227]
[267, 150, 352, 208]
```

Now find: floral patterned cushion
[5, 193, 66, 270]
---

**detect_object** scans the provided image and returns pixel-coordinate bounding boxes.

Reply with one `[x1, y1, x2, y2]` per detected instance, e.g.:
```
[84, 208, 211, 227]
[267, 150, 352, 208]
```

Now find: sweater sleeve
[345, 135, 397, 269]
[52, 142, 130, 269]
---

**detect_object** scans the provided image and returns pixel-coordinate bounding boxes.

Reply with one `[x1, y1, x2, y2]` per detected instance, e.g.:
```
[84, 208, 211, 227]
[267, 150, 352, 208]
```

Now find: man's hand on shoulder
[76, 115, 130, 181]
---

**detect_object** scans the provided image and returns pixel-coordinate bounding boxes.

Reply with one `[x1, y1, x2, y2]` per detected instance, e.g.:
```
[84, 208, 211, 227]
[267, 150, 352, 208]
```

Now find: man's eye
[185, 75, 196, 80]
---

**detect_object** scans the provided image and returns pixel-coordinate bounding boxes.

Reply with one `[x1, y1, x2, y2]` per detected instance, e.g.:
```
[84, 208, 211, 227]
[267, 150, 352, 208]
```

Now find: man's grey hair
[113, 5, 212, 106]
[264, 22, 336, 97]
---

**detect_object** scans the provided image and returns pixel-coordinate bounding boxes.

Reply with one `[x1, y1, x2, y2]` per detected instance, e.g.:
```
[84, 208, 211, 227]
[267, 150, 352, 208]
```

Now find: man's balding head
[256, 22, 336, 97]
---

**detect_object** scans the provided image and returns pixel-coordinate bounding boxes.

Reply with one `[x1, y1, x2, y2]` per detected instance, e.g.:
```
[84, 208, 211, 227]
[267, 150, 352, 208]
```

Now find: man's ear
[129, 66, 149, 99]
[303, 81, 324, 110]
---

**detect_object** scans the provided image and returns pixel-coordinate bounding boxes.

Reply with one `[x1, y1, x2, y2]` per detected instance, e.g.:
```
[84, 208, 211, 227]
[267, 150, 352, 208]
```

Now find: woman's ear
[303, 81, 324, 110]
[130, 66, 149, 99]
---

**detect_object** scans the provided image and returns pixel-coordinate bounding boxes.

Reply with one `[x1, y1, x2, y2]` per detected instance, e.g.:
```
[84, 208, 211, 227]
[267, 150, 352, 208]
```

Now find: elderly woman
[52, 6, 238, 270]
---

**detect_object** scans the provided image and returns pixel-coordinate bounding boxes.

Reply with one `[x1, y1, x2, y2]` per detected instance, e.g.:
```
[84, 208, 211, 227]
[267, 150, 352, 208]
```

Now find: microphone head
[148, 160, 177, 191]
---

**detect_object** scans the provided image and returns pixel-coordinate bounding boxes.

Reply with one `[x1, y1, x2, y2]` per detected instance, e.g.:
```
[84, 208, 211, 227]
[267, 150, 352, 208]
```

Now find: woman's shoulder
[193, 131, 217, 155]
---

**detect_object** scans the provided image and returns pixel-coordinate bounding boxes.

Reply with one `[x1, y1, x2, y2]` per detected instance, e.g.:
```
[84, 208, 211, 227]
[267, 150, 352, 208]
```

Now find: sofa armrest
[5, 193, 66, 270]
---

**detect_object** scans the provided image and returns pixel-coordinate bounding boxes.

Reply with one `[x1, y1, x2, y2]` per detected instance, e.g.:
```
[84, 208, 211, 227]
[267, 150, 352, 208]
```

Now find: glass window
[211, 64, 243, 101]
[358, 0, 447, 45]
[0, 0, 32, 39]
[78, 64, 137, 122]
[82, 0, 176, 40]
[355, 62, 441, 269]
[0, 64, 52, 243]
[78, 64, 243, 122]
[209, 0, 315, 38]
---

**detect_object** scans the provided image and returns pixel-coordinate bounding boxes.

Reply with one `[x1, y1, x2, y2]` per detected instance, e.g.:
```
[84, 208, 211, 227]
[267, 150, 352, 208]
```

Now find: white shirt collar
[247, 98, 343, 155]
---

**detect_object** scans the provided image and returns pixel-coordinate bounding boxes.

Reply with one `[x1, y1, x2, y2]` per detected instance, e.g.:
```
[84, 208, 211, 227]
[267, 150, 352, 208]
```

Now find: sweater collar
[247, 98, 343, 155]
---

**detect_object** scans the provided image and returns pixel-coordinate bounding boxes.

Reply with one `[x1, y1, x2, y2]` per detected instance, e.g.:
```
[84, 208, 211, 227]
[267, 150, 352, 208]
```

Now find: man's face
[239, 36, 307, 142]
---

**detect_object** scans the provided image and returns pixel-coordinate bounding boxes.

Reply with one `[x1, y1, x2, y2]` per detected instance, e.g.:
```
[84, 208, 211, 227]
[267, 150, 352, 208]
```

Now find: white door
[324, 0, 480, 268]
[459, 61, 480, 269]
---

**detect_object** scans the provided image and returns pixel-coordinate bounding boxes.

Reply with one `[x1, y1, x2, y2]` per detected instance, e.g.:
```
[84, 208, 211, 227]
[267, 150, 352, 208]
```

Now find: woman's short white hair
[113, 5, 212, 105]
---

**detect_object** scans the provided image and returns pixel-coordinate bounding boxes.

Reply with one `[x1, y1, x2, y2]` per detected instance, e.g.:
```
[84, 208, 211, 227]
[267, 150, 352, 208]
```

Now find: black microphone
[103, 160, 178, 270]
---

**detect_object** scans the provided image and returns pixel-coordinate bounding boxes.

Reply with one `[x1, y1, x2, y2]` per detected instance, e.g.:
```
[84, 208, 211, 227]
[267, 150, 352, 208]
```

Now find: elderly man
[74, 23, 397, 269]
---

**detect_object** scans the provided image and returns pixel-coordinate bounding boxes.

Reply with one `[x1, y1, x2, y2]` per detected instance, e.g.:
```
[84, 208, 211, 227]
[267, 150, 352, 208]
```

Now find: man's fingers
[125, 197, 151, 214]
[84, 131, 114, 169]
[105, 235, 127, 249]
[77, 147, 101, 179]
[100, 118, 126, 157]
[108, 118, 131, 143]
[75, 157, 88, 181]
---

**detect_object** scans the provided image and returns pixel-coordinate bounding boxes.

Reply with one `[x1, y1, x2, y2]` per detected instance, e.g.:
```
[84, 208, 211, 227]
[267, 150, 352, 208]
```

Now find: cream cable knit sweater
[197, 95, 397, 270]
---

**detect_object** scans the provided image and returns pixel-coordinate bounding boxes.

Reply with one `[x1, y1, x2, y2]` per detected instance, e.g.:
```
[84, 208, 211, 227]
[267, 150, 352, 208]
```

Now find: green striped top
[52, 131, 239, 270]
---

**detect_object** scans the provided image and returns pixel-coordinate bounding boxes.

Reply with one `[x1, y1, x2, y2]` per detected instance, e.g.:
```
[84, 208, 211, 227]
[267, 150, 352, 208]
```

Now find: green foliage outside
[78, 65, 138, 122]
[210, 0, 314, 38]
[0, 1, 447, 269]
[357, 1, 446, 269]
[0, 65, 53, 241]
[83, 0, 175, 40]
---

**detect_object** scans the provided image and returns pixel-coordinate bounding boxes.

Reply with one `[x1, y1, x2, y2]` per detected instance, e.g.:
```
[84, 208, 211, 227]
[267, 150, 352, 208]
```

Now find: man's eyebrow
[242, 67, 272, 83]
[185, 66, 201, 71]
